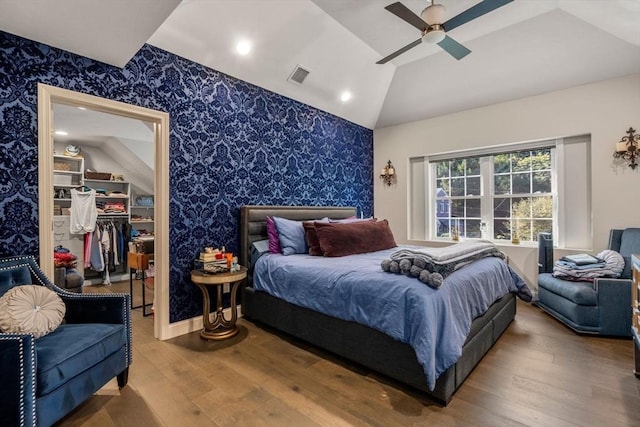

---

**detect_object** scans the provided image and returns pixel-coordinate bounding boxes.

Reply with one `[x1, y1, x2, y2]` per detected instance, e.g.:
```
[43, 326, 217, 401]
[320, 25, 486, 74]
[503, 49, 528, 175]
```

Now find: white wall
[373, 73, 640, 290]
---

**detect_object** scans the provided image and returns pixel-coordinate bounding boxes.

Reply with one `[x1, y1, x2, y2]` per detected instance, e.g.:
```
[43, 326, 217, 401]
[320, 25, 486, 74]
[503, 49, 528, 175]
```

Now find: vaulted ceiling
[1, 0, 639, 129]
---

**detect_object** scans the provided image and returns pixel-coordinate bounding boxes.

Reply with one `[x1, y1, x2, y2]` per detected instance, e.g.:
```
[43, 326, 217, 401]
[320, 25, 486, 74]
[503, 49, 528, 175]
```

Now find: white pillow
[0, 285, 66, 338]
[596, 249, 625, 277]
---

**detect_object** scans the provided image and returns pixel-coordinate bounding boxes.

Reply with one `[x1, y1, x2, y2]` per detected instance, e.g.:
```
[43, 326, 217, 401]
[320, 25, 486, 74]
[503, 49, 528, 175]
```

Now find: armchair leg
[117, 368, 129, 388]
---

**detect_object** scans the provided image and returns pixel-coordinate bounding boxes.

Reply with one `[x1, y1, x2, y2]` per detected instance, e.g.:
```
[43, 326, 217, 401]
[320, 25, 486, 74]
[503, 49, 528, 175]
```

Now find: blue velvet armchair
[538, 228, 639, 337]
[0, 255, 132, 426]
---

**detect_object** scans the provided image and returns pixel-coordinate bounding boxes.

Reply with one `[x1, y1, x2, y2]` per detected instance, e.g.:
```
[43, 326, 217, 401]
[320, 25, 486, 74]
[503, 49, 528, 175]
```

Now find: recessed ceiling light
[55, 130, 68, 136]
[77, 107, 87, 111]
[340, 91, 352, 102]
[236, 40, 251, 56]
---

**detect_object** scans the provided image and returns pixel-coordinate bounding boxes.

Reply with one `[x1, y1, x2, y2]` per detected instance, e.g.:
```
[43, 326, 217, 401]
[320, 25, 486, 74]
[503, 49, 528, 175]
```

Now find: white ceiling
[52, 103, 155, 193]
[1, 0, 639, 129]
[0, 0, 181, 68]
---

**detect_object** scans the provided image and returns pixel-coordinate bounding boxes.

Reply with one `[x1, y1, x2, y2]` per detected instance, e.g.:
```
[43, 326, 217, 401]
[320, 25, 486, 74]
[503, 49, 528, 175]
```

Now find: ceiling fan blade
[438, 36, 471, 60]
[443, 0, 513, 33]
[385, 2, 427, 31]
[377, 38, 422, 64]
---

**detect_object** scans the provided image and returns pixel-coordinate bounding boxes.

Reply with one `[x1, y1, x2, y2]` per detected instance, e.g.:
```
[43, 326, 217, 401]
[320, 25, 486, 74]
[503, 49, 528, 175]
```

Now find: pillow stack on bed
[267, 216, 397, 257]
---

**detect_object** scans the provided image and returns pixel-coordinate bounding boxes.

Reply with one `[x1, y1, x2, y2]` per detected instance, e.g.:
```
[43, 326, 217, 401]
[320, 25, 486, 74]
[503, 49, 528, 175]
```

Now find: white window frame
[416, 135, 591, 249]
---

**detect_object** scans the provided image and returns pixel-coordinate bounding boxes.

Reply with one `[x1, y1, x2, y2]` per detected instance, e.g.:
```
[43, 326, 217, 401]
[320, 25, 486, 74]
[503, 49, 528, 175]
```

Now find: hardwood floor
[55, 296, 639, 427]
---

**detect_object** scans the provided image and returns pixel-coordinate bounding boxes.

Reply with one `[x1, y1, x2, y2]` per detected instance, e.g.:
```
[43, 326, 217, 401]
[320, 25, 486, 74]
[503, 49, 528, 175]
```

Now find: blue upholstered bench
[0, 255, 131, 426]
[538, 228, 639, 337]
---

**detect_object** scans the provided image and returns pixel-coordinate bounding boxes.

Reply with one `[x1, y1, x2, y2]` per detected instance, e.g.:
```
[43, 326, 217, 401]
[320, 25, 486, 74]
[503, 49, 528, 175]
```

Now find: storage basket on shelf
[84, 170, 112, 180]
[53, 162, 71, 171]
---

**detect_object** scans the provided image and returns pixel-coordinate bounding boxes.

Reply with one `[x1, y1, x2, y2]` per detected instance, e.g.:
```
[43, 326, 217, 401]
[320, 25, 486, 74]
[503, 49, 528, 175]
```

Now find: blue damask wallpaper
[0, 31, 373, 323]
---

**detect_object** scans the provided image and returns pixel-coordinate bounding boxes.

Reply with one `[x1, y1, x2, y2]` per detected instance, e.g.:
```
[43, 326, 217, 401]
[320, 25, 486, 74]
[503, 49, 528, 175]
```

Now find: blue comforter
[253, 247, 528, 390]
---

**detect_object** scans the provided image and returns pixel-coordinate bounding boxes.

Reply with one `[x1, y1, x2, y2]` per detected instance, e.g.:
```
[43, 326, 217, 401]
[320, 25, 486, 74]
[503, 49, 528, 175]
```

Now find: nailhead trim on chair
[24, 255, 132, 367]
[0, 335, 36, 426]
[1, 255, 133, 383]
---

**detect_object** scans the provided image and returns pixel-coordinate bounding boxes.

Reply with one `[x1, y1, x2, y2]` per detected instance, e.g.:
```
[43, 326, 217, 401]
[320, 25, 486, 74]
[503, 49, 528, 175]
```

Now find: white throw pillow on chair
[0, 285, 65, 338]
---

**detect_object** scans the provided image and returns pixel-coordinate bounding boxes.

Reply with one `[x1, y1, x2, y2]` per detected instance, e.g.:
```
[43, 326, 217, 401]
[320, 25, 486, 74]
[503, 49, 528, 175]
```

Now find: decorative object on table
[64, 144, 81, 156]
[380, 160, 396, 186]
[196, 247, 233, 273]
[613, 127, 640, 169]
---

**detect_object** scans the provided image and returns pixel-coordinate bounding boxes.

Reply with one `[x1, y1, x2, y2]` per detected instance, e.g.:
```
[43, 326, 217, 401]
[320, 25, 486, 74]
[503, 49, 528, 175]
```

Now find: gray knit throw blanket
[381, 241, 505, 289]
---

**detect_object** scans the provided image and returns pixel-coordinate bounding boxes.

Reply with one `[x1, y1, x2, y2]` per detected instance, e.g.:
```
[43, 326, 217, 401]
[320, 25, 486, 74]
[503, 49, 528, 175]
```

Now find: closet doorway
[38, 84, 170, 339]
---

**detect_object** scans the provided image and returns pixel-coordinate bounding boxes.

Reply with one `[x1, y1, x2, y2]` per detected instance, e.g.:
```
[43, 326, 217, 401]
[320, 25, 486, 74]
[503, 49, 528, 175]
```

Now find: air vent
[288, 64, 310, 85]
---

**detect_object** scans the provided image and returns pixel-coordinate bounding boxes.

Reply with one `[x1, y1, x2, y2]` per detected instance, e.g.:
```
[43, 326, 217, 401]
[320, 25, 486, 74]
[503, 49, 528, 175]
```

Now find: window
[433, 148, 553, 242]
[434, 158, 482, 239]
[409, 135, 591, 249]
[492, 149, 552, 242]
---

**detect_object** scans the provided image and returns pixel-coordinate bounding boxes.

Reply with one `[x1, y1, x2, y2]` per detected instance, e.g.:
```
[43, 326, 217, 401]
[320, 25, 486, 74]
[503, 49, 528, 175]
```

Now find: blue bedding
[253, 247, 528, 390]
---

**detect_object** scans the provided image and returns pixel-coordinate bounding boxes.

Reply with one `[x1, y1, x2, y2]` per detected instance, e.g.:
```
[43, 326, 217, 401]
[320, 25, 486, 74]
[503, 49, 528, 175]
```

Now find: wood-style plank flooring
[56, 285, 639, 427]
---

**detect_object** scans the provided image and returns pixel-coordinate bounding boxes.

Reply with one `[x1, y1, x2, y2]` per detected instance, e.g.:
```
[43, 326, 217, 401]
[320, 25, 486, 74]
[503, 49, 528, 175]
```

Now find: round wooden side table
[190, 266, 247, 340]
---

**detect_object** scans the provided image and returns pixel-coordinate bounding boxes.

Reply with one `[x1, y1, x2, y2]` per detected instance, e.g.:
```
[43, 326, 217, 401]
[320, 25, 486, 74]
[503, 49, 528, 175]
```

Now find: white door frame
[37, 83, 171, 339]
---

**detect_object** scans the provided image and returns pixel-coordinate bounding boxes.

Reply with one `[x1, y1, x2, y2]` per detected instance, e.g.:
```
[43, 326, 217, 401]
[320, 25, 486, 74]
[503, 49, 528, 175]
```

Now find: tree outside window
[433, 148, 553, 242]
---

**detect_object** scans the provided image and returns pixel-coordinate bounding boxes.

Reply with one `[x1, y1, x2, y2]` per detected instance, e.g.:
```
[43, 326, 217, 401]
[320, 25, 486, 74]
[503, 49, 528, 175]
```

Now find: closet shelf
[84, 178, 131, 184]
[95, 194, 129, 199]
[53, 154, 83, 160]
[53, 170, 83, 175]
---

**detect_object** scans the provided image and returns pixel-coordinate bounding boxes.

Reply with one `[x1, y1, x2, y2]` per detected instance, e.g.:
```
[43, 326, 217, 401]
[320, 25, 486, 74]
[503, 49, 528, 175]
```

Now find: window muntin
[433, 148, 553, 242]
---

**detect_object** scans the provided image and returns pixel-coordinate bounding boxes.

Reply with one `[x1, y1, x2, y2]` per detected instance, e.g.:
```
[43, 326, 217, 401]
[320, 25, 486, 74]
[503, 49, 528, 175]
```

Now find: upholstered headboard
[239, 205, 357, 269]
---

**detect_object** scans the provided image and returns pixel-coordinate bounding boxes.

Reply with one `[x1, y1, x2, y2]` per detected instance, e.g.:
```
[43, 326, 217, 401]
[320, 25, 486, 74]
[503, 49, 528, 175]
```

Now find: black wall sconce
[380, 160, 396, 186]
[614, 127, 640, 169]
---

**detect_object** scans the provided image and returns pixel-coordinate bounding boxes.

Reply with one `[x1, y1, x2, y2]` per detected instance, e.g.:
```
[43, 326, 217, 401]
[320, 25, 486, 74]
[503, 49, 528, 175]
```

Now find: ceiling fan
[377, 0, 513, 64]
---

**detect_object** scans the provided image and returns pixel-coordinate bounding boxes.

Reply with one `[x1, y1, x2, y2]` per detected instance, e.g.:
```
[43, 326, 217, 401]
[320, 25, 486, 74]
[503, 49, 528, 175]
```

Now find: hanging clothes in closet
[85, 218, 127, 285]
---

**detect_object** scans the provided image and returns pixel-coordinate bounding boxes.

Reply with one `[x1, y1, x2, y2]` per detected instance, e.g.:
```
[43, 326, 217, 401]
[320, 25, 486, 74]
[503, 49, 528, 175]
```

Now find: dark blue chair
[0, 255, 131, 426]
[538, 228, 639, 337]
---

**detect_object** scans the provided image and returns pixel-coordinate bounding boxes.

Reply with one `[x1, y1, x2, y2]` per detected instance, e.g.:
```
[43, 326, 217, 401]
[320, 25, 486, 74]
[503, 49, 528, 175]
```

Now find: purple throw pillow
[265, 216, 282, 254]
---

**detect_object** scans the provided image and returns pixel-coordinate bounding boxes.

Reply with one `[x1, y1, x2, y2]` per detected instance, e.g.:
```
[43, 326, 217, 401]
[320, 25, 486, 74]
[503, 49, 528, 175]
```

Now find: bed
[239, 205, 522, 405]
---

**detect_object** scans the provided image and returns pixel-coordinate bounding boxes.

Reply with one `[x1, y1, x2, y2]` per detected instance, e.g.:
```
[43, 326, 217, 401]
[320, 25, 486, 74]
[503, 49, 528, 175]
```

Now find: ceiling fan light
[422, 27, 446, 44]
[421, 4, 446, 25]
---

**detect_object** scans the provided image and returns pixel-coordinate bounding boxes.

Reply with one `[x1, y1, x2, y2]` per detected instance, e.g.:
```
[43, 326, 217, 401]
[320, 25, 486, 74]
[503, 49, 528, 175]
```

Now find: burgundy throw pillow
[315, 219, 397, 257]
[329, 216, 376, 223]
[265, 216, 282, 254]
[303, 221, 323, 256]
